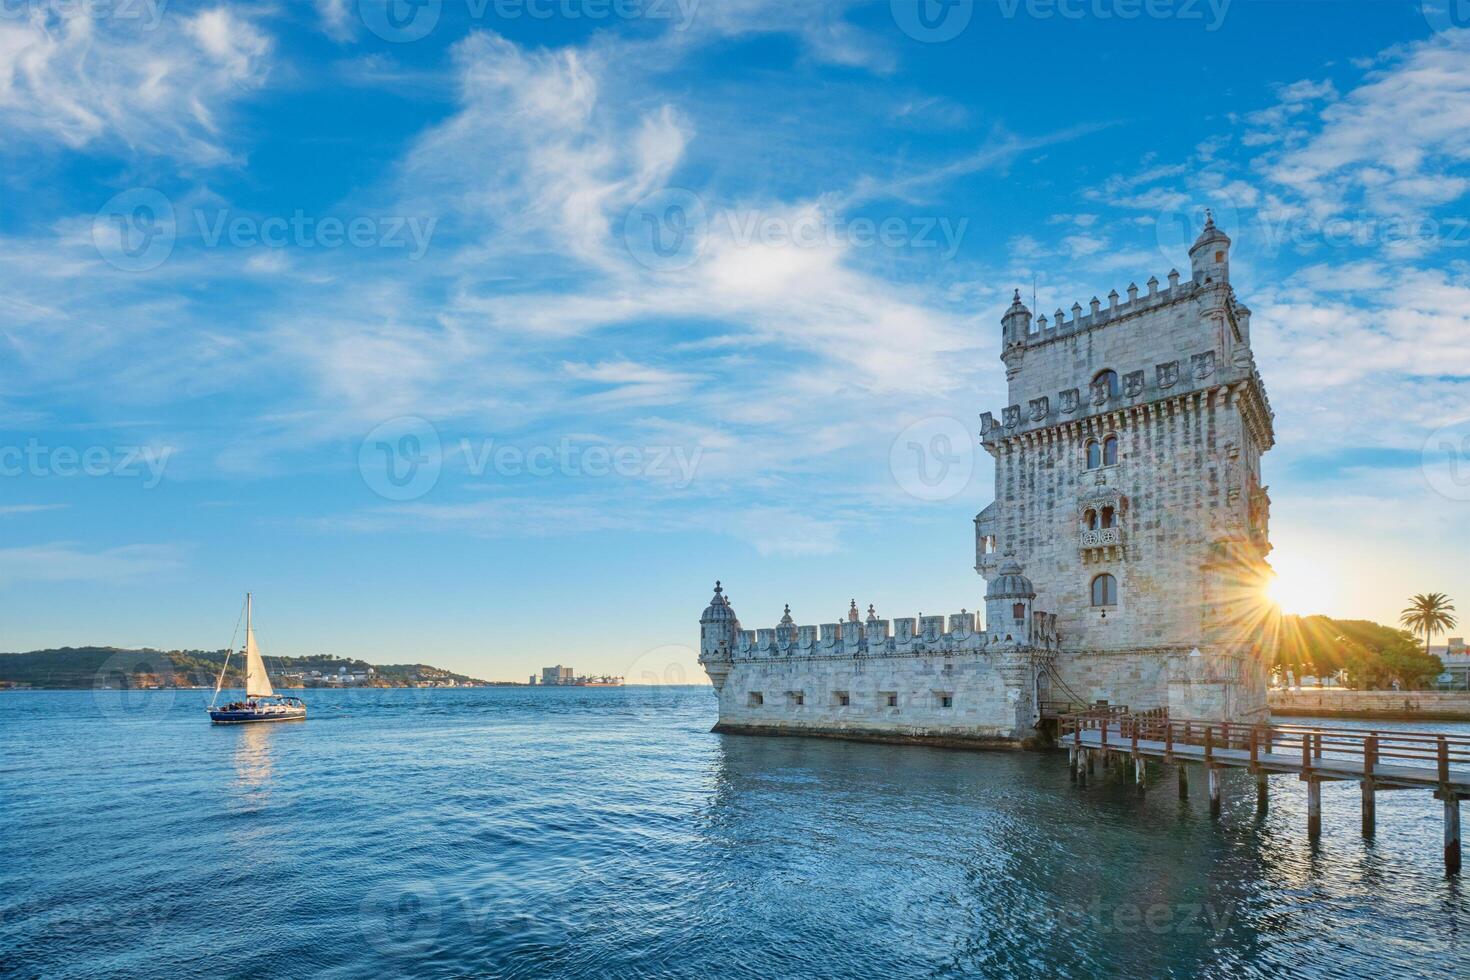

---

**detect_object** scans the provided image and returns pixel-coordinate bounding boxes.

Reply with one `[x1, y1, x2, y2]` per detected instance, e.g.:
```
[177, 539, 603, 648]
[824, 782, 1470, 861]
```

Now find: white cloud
[0, 5, 272, 165]
[0, 542, 185, 586]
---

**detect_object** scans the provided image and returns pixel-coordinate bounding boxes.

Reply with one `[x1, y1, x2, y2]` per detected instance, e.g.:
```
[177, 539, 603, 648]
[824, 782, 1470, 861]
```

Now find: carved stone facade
[700, 216, 1276, 746]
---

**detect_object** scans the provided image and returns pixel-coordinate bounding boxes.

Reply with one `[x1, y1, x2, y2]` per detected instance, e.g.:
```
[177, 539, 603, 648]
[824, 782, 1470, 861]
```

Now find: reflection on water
[3, 688, 1468, 978]
[231, 723, 275, 791]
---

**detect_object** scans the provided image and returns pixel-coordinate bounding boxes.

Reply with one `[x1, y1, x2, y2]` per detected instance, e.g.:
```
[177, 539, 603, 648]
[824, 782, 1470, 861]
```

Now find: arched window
[1012, 602, 1026, 622]
[1085, 509, 1099, 530]
[1094, 370, 1120, 398]
[1101, 506, 1115, 529]
[1086, 440, 1101, 469]
[1091, 574, 1118, 607]
[1103, 436, 1118, 466]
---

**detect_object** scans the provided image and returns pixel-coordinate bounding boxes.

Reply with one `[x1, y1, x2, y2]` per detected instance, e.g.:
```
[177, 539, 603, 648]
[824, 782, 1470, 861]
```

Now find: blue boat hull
[209, 709, 307, 724]
[208, 697, 307, 724]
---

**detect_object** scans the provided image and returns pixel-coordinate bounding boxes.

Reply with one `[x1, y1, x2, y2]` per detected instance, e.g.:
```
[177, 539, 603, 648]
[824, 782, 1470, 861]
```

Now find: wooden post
[1445, 795, 1462, 875]
[1087, 747, 1095, 775]
[1256, 771, 1268, 811]
[1205, 725, 1214, 764]
[1164, 721, 1174, 762]
[1313, 731, 1323, 761]
[1263, 724, 1273, 755]
[1208, 766, 1221, 818]
[1307, 778, 1322, 841]
[1135, 755, 1146, 793]
[1250, 726, 1259, 766]
[1362, 735, 1377, 838]
[1178, 762, 1189, 800]
[1078, 750, 1088, 787]
[1069, 744, 1078, 783]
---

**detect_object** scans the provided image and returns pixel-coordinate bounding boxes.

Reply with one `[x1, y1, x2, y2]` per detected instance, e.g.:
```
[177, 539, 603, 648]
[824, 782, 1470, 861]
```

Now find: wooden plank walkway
[1060, 711, 1470, 873]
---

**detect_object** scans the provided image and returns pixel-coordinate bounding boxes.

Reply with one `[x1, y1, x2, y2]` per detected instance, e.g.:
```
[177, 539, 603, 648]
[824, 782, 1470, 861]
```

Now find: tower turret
[1189, 210, 1231, 286]
[984, 557, 1035, 645]
[1001, 289, 1032, 347]
[699, 582, 739, 691]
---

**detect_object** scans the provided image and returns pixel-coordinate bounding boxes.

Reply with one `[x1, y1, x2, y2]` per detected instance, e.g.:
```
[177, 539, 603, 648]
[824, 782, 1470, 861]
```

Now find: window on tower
[1012, 602, 1026, 621]
[1091, 574, 1118, 607]
[1103, 436, 1118, 465]
[1094, 369, 1120, 398]
[1086, 440, 1101, 469]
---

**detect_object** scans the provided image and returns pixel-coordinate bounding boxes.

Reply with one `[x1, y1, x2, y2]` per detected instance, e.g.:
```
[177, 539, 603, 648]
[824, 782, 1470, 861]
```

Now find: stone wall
[1270, 689, 1470, 722]
[712, 653, 1031, 746]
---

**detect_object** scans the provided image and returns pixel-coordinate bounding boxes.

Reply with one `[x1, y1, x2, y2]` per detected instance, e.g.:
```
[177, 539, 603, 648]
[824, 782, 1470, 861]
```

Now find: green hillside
[0, 647, 498, 689]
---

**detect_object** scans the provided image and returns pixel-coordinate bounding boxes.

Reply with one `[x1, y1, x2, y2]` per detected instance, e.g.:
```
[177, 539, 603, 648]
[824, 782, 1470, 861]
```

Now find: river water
[1, 687, 1465, 978]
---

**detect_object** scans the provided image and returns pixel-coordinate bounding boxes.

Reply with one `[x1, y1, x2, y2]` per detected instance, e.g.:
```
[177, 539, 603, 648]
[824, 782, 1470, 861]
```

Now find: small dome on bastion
[701, 581, 738, 624]
[986, 559, 1036, 600]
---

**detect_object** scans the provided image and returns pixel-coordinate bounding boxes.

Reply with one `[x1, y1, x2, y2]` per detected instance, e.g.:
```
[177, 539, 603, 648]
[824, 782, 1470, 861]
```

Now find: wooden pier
[1059, 711, 1470, 874]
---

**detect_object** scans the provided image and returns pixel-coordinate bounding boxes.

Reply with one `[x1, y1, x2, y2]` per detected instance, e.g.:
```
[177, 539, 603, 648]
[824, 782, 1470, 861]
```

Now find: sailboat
[208, 593, 307, 724]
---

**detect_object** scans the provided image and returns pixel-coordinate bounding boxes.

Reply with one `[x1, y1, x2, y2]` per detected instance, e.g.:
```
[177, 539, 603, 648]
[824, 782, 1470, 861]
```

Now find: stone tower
[976, 215, 1274, 721]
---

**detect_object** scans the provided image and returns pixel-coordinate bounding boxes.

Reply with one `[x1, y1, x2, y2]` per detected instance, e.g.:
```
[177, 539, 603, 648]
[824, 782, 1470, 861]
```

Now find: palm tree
[1400, 593, 1458, 657]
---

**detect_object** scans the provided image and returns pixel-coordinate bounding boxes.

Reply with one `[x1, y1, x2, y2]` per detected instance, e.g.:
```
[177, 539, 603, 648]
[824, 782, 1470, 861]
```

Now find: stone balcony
[1080, 526, 1124, 562]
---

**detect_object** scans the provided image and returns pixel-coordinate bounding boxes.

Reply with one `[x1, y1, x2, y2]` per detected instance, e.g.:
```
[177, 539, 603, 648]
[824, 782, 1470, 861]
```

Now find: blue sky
[2, 0, 1468, 682]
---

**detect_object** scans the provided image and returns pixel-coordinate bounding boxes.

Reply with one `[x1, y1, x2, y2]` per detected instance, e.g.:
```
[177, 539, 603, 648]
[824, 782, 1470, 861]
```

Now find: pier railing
[1057, 710, 1470, 873]
[1058, 712, 1470, 782]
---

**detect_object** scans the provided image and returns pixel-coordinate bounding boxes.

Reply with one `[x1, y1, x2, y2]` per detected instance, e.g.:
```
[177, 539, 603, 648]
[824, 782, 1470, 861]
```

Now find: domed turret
[985, 558, 1035, 600]
[1189, 210, 1231, 285]
[776, 603, 797, 645]
[984, 558, 1036, 645]
[700, 581, 740, 662]
[847, 599, 860, 623]
[1002, 288, 1032, 347]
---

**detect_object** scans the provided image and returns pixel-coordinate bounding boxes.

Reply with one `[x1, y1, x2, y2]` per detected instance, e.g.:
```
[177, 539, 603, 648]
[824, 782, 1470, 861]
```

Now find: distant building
[542, 665, 575, 686]
[1433, 638, 1468, 690]
[537, 665, 624, 687]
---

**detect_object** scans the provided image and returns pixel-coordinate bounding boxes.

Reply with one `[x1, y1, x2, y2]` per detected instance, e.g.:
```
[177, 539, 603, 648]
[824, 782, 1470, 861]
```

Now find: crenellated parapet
[710, 596, 1061, 665]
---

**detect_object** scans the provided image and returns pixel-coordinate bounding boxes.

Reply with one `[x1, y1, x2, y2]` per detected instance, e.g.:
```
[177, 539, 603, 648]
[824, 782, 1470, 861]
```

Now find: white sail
[243, 594, 274, 698]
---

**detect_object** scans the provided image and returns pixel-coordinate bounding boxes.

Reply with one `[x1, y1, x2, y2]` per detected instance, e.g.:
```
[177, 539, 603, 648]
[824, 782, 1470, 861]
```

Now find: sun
[1265, 555, 1338, 616]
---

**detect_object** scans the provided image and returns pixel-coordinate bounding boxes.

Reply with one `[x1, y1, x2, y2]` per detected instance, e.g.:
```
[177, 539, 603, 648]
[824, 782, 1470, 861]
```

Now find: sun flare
[1265, 555, 1338, 616]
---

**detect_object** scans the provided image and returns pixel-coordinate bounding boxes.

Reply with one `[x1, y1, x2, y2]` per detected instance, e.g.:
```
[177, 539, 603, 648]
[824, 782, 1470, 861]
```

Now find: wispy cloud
[0, 5, 273, 166]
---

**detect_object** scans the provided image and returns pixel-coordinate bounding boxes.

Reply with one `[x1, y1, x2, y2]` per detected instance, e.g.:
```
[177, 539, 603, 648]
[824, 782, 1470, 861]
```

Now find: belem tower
[698, 216, 1277, 747]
